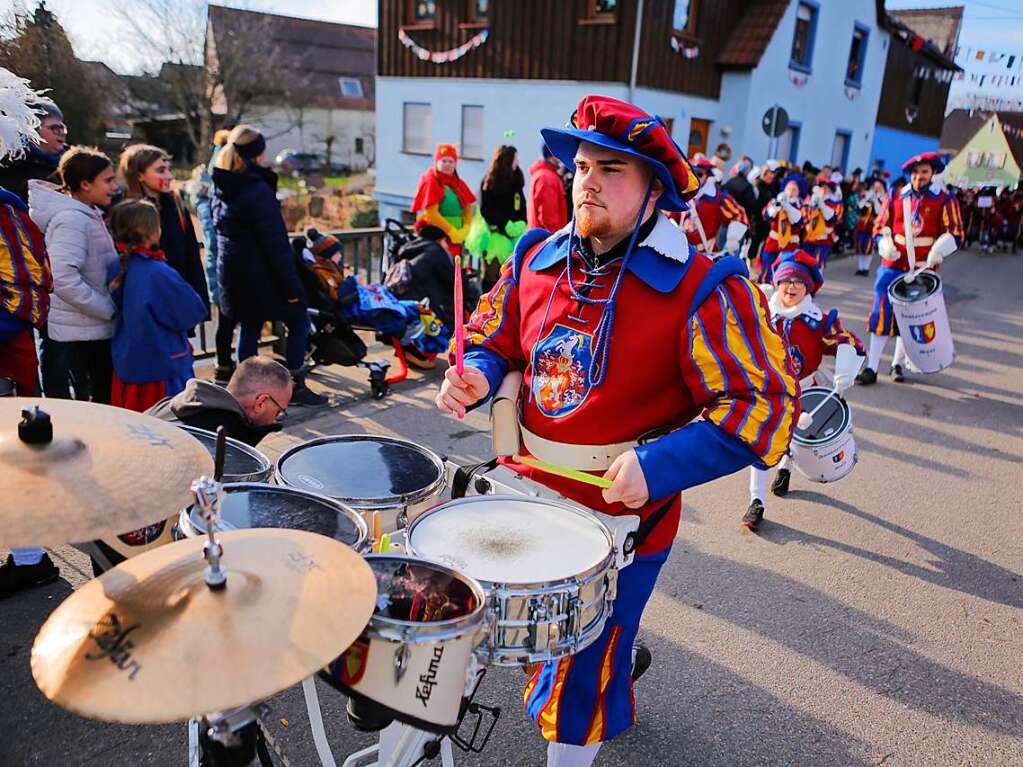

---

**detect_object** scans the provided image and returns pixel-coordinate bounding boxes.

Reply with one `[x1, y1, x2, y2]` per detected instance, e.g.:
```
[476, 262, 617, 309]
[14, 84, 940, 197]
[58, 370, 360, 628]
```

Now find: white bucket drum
[175, 425, 273, 483]
[887, 270, 954, 373]
[176, 482, 369, 552]
[275, 435, 446, 532]
[791, 387, 857, 483]
[320, 555, 486, 734]
[84, 428, 275, 572]
[406, 496, 617, 667]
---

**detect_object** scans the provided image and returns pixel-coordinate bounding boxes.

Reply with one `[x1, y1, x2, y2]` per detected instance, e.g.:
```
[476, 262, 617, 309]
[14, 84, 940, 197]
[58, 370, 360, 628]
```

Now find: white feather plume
[0, 67, 43, 163]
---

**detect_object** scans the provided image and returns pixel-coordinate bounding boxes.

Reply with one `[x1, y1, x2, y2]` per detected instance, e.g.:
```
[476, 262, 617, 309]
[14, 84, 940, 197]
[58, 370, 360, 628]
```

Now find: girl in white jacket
[29, 146, 120, 402]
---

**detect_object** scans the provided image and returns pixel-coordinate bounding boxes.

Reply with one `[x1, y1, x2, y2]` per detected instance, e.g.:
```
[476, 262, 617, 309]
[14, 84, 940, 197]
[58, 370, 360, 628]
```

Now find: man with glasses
[148, 356, 293, 446]
[0, 97, 66, 204]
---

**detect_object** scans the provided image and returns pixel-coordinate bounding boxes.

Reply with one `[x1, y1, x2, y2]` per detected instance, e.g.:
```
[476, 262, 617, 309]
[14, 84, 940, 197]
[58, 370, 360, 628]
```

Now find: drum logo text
[908, 321, 936, 345]
[416, 646, 445, 707]
[85, 613, 143, 680]
[531, 324, 593, 418]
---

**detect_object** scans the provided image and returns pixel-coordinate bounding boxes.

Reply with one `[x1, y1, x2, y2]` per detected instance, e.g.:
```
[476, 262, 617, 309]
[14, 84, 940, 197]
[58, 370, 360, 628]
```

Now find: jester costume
[410, 143, 476, 256]
[454, 96, 798, 766]
[803, 174, 843, 269]
[760, 173, 808, 283]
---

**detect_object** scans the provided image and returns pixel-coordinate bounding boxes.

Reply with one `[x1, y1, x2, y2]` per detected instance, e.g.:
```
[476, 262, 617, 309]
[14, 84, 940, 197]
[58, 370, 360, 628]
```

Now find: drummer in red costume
[855, 152, 962, 385]
[803, 173, 843, 270]
[436, 95, 798, 767]
[410, 143, 476, 255]
[760, 172, 808, 283]
[746, 249, 863, 530]
[854, 177, 888, 276]
[677, 153, 748, 257]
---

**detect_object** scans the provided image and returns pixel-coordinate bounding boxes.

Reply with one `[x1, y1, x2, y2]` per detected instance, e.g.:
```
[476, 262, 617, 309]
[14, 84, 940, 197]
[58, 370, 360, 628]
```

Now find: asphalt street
[2, 246, 1021, 766]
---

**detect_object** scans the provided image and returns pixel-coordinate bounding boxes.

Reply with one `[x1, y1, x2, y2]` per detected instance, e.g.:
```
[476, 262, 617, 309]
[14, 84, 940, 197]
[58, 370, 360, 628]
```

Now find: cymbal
[32, 528, 377, 723]
[0, 398, 213, 547]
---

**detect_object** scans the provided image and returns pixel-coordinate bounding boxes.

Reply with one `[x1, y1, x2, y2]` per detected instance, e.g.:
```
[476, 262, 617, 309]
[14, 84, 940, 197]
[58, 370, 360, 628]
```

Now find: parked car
[273, 150, 351, 176]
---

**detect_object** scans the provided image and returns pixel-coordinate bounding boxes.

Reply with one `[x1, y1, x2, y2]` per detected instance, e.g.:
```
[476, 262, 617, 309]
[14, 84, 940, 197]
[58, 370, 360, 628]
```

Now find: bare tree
[109, 0, 306, 151]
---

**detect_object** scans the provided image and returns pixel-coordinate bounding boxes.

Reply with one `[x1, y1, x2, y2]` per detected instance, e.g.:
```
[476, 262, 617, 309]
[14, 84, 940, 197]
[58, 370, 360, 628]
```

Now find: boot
[891, 364, 905, 383]
[855, 367, 877, 386]
[214, 362, 235, 386]
[742, 499, 765, 532]
[631, 642, 652, 682]
[289, 370, 328, 406]
[770, 468, 791, 497]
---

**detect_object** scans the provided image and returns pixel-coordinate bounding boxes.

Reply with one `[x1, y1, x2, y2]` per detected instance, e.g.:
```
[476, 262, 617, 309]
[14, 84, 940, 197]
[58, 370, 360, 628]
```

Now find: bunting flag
[669, 35, 699, 59]
[398, 28, 490, 64]
[789, 70, 809, 87]
[913, 66, 956, 83]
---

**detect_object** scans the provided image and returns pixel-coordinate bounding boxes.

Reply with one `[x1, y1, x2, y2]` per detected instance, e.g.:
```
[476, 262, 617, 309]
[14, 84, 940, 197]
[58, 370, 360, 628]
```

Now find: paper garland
[398, 28, 489, 64]
[669, 36, 699, 59]
[913, 66, 956, 84]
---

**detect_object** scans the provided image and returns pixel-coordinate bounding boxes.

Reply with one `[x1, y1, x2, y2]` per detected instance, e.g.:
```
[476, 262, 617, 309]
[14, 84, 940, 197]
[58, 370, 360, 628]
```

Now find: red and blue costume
[760, 173, 808, 283]
[803, 177, 843, 269]
[679, 155, 749, 255]
[456, 96, 798, 752]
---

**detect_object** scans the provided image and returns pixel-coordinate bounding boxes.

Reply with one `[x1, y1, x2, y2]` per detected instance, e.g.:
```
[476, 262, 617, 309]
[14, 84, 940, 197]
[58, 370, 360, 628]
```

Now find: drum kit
[2, 398, 630, 767]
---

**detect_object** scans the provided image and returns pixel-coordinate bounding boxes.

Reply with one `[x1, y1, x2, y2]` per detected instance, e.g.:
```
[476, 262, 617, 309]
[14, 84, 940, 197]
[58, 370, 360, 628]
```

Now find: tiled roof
[716, 0, 790, 68]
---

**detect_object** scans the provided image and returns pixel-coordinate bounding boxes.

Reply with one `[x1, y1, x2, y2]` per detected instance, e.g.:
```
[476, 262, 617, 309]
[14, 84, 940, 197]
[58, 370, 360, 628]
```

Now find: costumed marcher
[676, 153, 748, 257]
[856, 152, 963, 385]
[107, 199, 208, 412]
[148, 356, 293, 447]
[436, 95, 798, 767]
[854, 177, 887, 275]
[745, 249, 864, 530]
[0, 69, 59, 600]
[528, 145, 570, 233]
[802, 173, 842, 269]
[467, 144, 528, 291]
[410, 143, 476, 256]
[760, 172, 808, 283]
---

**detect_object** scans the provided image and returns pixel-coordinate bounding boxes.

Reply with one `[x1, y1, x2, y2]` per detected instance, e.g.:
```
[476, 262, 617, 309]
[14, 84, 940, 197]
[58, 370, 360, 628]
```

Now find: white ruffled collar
[769, 291, 820, 320]
[638, 213, 690, 263]
[695, 180, 717, 200]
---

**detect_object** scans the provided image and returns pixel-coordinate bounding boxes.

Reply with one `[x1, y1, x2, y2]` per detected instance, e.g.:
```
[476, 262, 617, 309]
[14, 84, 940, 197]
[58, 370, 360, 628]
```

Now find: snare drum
[321, 555, 486, 734]
[275, 435, 446, 531]
[406, 496, 617, 667]
[887, 270, 954, 373]
[175, 425, 273, 483]
[176, 483, 369, 552]
[791, 387, 857, 483]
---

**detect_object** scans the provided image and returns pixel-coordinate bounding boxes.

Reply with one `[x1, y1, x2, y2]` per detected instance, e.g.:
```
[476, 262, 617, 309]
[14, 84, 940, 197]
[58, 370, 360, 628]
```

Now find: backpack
[384, 259, 413, 297]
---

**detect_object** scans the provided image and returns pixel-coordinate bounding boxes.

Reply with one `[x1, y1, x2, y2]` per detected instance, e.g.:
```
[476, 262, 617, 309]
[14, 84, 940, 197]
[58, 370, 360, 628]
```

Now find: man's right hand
[436, 365, 490, 418]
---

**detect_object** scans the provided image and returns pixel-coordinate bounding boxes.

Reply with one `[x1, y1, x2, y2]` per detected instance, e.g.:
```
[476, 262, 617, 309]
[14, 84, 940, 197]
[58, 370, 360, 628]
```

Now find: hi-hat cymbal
[0, 398, 213, 548]
[32, 528, 377, 723]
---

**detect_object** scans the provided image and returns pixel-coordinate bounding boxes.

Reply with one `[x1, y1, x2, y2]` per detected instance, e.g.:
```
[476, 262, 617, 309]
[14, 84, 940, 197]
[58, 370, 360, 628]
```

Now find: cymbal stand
[187, 706, 277, 767]
[191, 476, 227, 589]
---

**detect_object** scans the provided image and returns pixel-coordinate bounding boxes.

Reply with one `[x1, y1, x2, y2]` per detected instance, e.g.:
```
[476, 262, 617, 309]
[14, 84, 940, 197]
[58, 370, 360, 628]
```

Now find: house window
[402, 102, 431, 154]
[355, 137, 364, 155]
[673, 0, 698, 36]
[966, 150, 982, 168]
[339, 78, 364, 99]
[461, 105, 484, 160]
[845, 24, 869, 87]
[776, 123, 801, 164]
[592, 0, 617, 18]
[790, 2, 818, 73]
[411, 1, 436, 24]
[831, 130, 851, 171]
[986, 152, 1006, 169]
[470, 0, 488, 21]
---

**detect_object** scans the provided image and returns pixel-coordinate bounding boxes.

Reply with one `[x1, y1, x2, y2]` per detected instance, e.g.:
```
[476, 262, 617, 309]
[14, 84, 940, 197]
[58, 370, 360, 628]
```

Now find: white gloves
[725, 221, 748, 253]
[877, 228, 898, 261]
[833, 344, 863, 394]
[797, 411, 814, 430]
[926, 232, 958, 269]
[781, 200, 802, 222]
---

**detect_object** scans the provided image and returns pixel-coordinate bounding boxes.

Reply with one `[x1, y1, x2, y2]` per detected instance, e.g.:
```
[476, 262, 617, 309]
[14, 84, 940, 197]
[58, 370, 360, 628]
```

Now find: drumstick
[371, 511, 381, 551]
[801, 386, 840, 428]
[453, 255, 465, 421]
[515, 454, 613, 490]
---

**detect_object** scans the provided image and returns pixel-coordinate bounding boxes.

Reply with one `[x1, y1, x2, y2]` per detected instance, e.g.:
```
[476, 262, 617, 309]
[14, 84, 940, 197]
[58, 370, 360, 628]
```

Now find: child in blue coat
[107, 199, 208, 411]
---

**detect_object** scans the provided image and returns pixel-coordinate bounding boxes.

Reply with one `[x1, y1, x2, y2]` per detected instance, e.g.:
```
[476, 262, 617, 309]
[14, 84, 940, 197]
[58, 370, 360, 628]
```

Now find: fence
[192, 226, 388, 360]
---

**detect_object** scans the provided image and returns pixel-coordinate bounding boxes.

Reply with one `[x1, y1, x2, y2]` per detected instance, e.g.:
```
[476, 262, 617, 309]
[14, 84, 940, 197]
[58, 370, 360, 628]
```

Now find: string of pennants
[669, 36, 699, 59]
[913, 66, 956, 84]
[398, 28, 489, 63]
[954, 47, 1023, 71]
[956, 94, 1023, 112]
[958, 72, 1019, 88]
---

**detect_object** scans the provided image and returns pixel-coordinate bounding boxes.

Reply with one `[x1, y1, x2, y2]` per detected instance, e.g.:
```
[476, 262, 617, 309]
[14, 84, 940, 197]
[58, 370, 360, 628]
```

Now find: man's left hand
[602, 449, 650, 509]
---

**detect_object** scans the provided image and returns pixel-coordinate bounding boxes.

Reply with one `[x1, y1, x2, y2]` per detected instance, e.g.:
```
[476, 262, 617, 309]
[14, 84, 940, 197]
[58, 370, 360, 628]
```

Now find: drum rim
[174, 424, 273, 483]
[274, 434, 447, 508]
[360, 553, 487, 642]
[181, 481, 370, 551]
[887, 269, 940, 303]
[792, 387, 851, 446]
[406, 494, 616, 590]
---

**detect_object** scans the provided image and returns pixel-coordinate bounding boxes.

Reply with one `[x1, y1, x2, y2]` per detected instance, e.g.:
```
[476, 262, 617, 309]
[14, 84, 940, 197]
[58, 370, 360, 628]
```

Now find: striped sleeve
[721, 193, 749, 226]
[822, 314, 864, 356]
[872, 195, 894, 237]
[942, 195, 965, 243]
[683, 277, 799, 467]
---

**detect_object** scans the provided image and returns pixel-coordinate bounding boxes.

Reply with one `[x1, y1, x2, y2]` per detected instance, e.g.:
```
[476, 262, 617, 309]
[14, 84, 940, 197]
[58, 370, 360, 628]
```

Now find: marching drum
[887, 270, 955, 373]
[275, 435, 446, 531]
[791, 387, 857, 483]
[321, 555, 486, 734]
[176, 483, 369, 552]
[406, 496, 617, 667]
[175, 425, 273, 483]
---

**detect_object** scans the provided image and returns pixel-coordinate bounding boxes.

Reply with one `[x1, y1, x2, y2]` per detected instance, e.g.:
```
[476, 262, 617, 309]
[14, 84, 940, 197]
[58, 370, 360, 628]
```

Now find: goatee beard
[576, 207, 611, 239]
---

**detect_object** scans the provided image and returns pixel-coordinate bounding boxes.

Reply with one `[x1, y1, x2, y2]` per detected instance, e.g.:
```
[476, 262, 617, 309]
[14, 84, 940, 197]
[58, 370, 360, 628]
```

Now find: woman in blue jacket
[210, 125, 325, 406]
[107, 199, 208, 412]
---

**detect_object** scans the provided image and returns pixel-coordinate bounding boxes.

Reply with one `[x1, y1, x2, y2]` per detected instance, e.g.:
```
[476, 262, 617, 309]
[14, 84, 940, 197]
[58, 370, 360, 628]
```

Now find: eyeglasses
[778, 278, 806, 288]
[263, 393, 287, 421]
[42, 123, 67, 135]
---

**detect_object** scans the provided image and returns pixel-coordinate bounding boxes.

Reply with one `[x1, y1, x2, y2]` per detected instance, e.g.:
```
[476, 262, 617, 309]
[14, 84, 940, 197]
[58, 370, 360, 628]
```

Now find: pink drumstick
[454, 255, 465, 377]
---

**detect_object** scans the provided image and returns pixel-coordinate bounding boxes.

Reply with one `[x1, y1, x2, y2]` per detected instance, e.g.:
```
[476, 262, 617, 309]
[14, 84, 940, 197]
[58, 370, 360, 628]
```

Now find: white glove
[797, 411, 813, 430]
[775, 192, 787, 205]
[877, 228, 898, 261]
[781, 200, 802, 222]
[833, 344, 863, 393]
[925, 232, 957, 269]
[725, 221, 747, 253]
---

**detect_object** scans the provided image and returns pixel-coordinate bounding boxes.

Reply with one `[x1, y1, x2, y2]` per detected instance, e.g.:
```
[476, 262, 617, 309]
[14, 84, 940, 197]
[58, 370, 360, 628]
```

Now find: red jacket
[768, 296, 863, 382]
[527, 159, 568, 233]
[683, 188, 748, 250]
[873, 184, 963, 272]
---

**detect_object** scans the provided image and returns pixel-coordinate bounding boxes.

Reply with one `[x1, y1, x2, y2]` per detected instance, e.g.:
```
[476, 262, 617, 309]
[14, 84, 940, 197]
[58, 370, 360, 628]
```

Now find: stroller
[291, 235, 393, 399]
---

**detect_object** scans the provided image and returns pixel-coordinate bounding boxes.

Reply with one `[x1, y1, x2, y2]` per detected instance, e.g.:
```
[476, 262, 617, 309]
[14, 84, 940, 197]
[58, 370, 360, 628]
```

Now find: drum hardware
[188, 705, 279, 767]
[192, 475, 227, 589]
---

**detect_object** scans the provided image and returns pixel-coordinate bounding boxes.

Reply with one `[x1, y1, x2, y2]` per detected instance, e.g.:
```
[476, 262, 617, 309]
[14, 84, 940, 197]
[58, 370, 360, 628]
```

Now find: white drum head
[408, 496, 611, 584]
